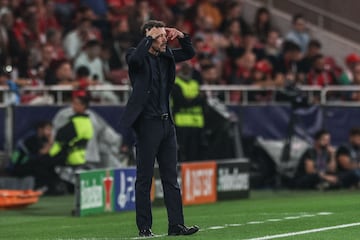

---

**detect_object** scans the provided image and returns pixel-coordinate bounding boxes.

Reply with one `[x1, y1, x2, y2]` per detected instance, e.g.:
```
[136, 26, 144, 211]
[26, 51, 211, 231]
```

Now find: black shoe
[139, 229, 154, 237]
[168, 224, 199, 236]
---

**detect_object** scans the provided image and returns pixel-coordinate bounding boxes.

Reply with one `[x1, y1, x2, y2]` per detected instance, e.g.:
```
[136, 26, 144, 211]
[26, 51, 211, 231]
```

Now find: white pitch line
[247, 221, 264, 225]
[130, 234, 166, 239]
[208, 226, 226, 230]
[284, 216, 300, 220]
[266, 219, 282, 222]
[317, 212, 333, 216]
[226, 223, 243, 227]
[244, 222, 360, 240]
[125, 212, 333, 240]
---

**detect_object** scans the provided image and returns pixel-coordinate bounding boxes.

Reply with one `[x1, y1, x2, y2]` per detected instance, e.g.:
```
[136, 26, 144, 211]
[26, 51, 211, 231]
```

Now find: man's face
[294, 18, 306, 32]
[88, 45, 101, 59]
[151, 27, 167, 53]
[351, 134, 360, 147]
[318, 134, 330, 148]
[39, 125, 52, 139]
[72, 97, 86, 114]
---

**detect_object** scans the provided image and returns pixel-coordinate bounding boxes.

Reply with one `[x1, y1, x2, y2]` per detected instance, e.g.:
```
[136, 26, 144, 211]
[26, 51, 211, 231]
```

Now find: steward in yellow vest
[49, 94, 94, 166]
[172, 62, 206, 162]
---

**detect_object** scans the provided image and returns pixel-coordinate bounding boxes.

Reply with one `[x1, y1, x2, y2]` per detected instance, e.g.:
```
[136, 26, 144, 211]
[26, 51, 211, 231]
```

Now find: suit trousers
[133, 117, 184, 230]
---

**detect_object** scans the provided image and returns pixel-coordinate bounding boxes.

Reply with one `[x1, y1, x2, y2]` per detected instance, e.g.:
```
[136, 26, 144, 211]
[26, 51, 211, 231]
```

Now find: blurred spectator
[108, 18, 133, 71]
[294, 129, 339, 190]
[8, 120, 62, 194]
[336, 127, 360, 188]
[53, 93, 125, 168]
[53, 0, 77, 27]
[43, 59, 74, 102]
[74, 39, 119, 103]
[285, 14, 310, 53]
[172, 12, 193, 36]
[30, 44, 57, 81]
[0, 8, 21, 69]
[224, 19, 243, 56]
[44, 59, 74, 86]
[73, 5, 98, 24]
[253, 7, 272, 44]
[238, 31, 266, 60]
[63, 17, 101, 60]
[128, 0, 154, 44]
[45, 28, 65, 60]
[0, 67, 31, 105]
[338, 53, 360, 85]
[36, 0, 61, 36]
[100, 43, 112, 81]
[170, 0, 192, 20]
[219, 0, 249, 34]
[201, 63, 222, 85]
[248, 60, 274, 102]
[193, 15, 228, 63]
[226, 51, 256, 85]
[74, 39, 104, 82]
[201, 63, 225, 101]
[273, 41, 302, 86]
[172, 61, 206, 162]
[307, 54, 336, 86]
[72, 65, 96, 98]
[80, 0, 108, 17]
[49, 94, 94, 186]
[264, 29, 282, 61]
[348, 63, 360, 101]
[151, 0, 174, 24]
[195, 0, 222, 31]
[190, 35, 216, 77]
[299, 39, 322, 74]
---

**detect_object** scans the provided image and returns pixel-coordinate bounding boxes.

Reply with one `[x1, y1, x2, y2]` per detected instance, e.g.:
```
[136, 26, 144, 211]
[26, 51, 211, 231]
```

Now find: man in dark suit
[121, 20, 199, 237]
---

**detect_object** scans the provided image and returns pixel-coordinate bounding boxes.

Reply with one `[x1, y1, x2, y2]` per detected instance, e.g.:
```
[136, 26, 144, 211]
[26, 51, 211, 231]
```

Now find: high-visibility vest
[174, 77, 204, 128]
[50, 115, 93, 165]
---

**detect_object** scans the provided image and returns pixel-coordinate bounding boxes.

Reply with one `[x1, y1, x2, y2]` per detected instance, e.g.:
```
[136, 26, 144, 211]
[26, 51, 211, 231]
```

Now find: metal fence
[1, 85, 359, 106]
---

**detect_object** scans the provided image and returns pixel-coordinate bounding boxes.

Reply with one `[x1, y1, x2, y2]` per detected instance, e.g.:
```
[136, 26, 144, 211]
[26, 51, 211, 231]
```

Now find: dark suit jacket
[120, 34, 195, 128]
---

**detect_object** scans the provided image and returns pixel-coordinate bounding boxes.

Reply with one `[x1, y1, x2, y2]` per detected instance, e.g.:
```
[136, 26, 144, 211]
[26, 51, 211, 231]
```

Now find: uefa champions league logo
[117, 171, 136, 209]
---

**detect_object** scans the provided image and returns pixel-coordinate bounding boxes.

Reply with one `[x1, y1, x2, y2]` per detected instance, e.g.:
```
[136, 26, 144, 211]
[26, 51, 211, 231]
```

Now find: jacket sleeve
[126, 36, 153, 68]
[171, 34, 196, 63]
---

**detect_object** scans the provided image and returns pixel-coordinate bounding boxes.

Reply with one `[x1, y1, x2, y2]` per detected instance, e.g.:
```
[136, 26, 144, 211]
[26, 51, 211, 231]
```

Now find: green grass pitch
[1, 190, 360, 240]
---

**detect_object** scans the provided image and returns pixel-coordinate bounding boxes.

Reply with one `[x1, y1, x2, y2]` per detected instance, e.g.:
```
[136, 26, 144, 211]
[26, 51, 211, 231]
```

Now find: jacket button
[147, 91, 150, 94]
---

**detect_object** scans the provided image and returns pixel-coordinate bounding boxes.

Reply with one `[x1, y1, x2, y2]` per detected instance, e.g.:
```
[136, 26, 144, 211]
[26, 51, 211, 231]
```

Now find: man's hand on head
[165, 27, 184, 40]
[146, 27, 165, 39]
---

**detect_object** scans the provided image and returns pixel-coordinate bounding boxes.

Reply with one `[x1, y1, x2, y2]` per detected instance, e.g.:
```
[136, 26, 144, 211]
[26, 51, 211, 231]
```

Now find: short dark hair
[350, 127, 360, 136]
[76, 66, 90, 78]
[292, 13, 304, 24]
[282, 40, 301, 53]
[314, 129, 329, 141]
[84, 39, 100, 49]
[35, 120, 52, 130]
[201, 63, 216, 71]
[141, 20, 166, 36]
[308, 39, 322, 49]
[74, 94, 91, 108]
[311, 54, 324, 66]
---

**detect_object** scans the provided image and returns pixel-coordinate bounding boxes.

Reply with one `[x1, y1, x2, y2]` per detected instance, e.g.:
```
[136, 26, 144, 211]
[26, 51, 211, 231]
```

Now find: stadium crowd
[0, 0, 359, 193]
[0, 0, 358, 104]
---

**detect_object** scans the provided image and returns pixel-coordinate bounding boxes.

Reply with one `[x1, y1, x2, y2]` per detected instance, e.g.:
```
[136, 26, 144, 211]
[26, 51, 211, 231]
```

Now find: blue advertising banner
[12, 105, 360, 147]
[113, 167, 136, 212]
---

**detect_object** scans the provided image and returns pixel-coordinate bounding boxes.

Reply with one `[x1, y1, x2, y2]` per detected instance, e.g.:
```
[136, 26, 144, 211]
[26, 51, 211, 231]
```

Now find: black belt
[160, 113, 169, 120]
[142, 113, 169, 120]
